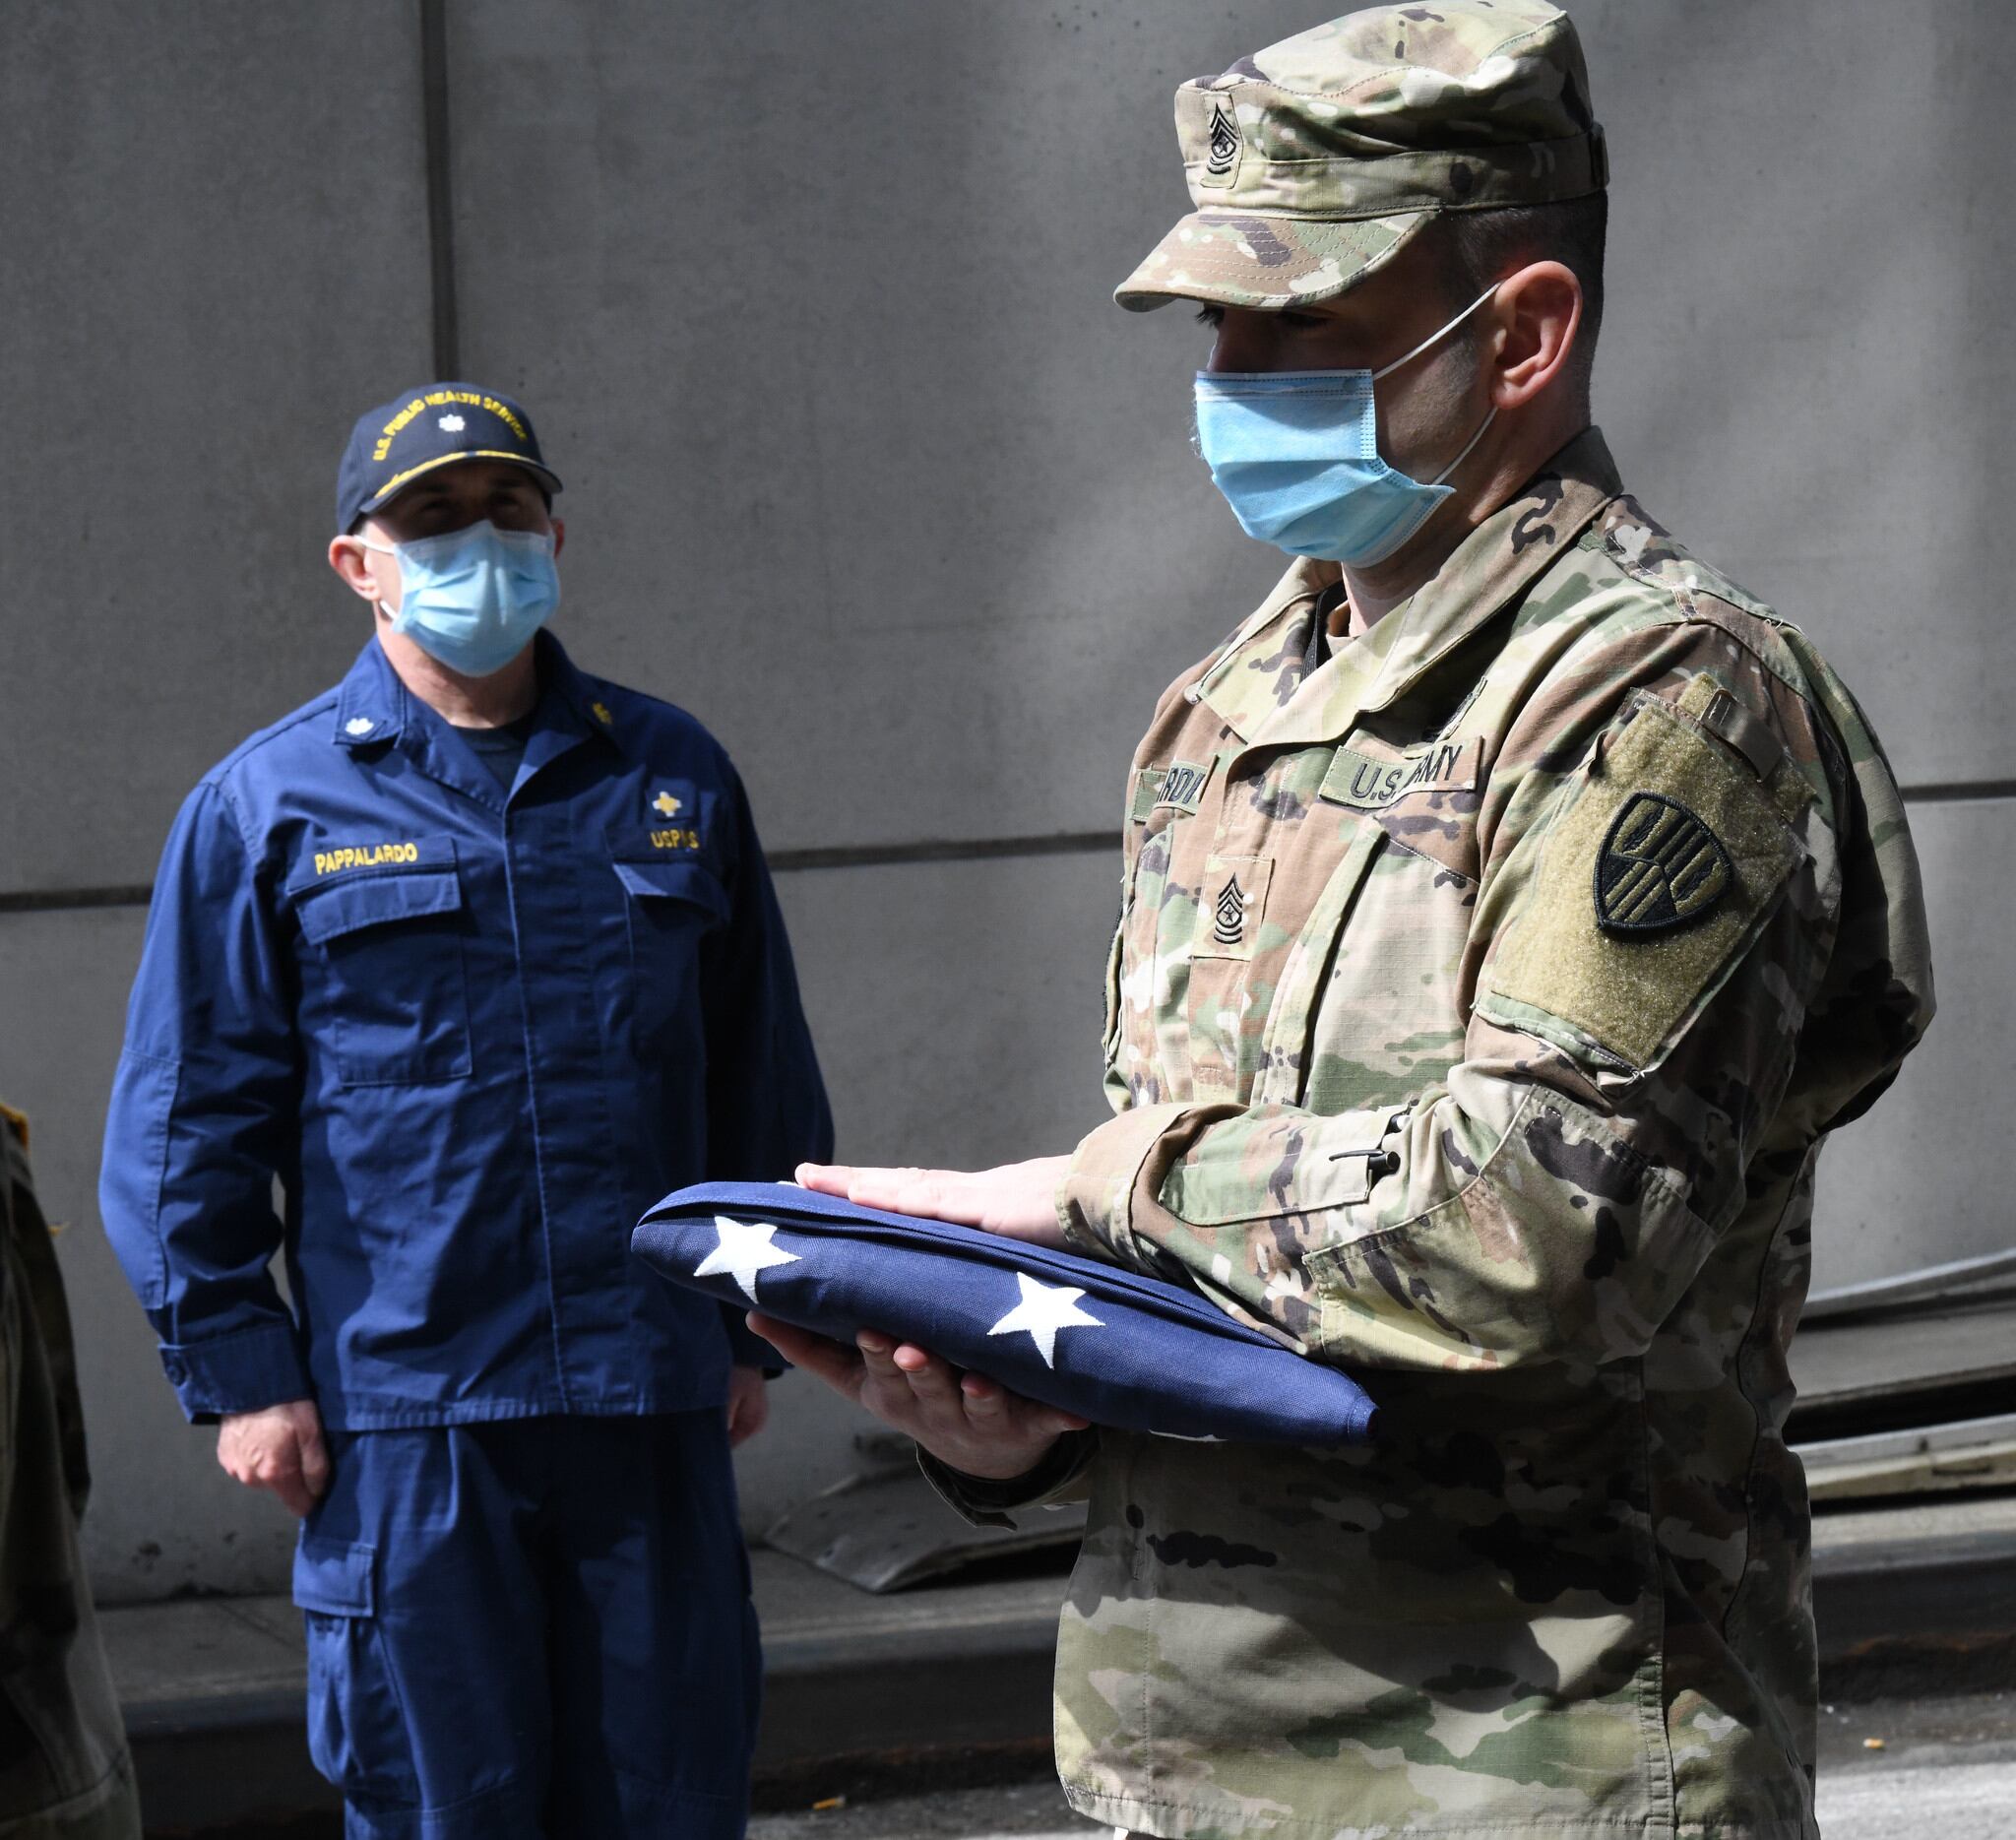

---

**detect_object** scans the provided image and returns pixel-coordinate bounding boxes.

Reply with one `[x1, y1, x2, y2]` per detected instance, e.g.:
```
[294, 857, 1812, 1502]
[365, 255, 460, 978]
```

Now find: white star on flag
[693, 1216, 800, 1303]
[987, 1272, 1102, 1368]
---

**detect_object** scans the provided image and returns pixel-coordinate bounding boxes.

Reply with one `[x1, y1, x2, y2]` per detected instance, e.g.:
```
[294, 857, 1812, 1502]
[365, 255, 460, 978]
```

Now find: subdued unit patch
[1482, 678, 1807, 1071]
[1593, 793, 1732, 934]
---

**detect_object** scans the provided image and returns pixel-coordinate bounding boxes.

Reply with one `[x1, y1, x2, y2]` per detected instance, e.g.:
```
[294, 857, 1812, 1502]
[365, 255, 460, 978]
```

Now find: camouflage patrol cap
[1116, 0, 1606, 313]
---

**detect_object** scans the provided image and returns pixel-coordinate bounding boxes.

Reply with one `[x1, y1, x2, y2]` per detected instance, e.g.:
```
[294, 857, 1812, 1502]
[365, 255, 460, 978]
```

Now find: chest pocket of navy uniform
[606, 826, 728, 1046]
[289, 840, 472, 1087]
[608, 830, 729, 950]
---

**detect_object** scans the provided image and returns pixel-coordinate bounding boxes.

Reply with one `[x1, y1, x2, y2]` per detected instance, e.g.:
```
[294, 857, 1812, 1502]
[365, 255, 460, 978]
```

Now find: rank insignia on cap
[652, 791, 684, 818]
[1594, 793, 1732, 935]
[1201, 100, 1242, 187]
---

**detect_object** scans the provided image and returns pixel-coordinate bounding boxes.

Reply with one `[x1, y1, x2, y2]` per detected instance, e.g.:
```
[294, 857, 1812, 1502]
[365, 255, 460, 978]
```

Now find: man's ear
[328, 535, 382, 602]
[1489, 260, 1583, 411]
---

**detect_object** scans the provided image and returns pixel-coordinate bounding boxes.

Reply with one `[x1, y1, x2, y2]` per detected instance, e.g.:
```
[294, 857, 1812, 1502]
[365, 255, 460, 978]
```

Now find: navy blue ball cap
[336, 383, 563, 533]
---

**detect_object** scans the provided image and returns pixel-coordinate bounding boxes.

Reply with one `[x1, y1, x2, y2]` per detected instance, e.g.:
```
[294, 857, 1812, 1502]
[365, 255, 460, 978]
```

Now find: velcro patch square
[1480, 690, 1809, 1072]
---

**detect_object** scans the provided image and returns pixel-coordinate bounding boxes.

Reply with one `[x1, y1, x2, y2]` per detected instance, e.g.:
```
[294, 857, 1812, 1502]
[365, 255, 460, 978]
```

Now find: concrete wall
[0, 0, 2006, 1604]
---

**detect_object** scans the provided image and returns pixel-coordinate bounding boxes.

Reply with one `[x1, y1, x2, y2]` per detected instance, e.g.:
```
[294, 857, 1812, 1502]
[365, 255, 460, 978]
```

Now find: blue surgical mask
[1192, 285, 1500, 567]
[363, 521, 561, 677]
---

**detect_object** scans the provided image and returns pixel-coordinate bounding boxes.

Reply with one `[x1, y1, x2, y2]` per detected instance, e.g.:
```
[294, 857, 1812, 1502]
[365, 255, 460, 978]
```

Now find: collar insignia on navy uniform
[1213, 874, 1247, 947]
[1595, 793, 1732, 934]
[592, 701, 614, 726]
[1204, 102, 1241, 180]
[345, 717, 376, 737]
[652, 791, 684, 818]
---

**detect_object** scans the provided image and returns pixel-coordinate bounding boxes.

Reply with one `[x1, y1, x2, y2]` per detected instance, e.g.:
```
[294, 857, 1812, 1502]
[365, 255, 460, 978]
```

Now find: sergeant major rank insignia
[1594, 793, 1732, 935]
[1200, 100, 1242, 188]
[1213, 874, 1247, 947]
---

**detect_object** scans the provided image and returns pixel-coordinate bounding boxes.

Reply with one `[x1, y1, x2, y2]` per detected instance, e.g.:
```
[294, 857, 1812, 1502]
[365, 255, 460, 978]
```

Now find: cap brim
[1114, 208, 1433, 313]
[360, 450, 564, 516]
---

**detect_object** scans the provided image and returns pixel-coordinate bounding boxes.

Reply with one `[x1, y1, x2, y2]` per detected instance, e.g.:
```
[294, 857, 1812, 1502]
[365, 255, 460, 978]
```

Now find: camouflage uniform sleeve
[1058, 623, 1933, 1375]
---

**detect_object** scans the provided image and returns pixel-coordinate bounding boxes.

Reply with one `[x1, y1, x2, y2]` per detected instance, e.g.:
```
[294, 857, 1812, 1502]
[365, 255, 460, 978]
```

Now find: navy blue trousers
[293, 1414, 760, 1840]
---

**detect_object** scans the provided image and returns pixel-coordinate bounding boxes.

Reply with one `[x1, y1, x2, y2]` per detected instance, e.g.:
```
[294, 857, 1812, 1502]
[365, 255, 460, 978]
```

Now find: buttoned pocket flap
[293, 1538, 375, 1618]
[289, 841, 464, 947]
[609, 848, 729, 922]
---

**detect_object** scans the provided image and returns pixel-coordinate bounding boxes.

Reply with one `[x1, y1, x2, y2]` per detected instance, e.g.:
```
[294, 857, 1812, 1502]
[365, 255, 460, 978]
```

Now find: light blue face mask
[1192, 285, 1500, 568]
[363, 520, 561, 678]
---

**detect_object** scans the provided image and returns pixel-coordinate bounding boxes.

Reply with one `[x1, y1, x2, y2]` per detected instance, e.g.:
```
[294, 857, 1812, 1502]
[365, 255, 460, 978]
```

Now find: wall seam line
[0, 832, 1121, 916]
[420, 0, 460, 379]
[9, 773, 2015, 917]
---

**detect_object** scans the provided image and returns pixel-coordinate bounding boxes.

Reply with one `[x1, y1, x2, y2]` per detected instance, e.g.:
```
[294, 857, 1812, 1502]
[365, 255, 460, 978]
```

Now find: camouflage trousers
[0, 1131, 140, 1840]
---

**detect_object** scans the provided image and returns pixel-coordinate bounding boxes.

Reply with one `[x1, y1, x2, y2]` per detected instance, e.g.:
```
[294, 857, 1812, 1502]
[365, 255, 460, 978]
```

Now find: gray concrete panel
[1812, 795, 2016, 1293]
[446, 0, 2012, 868]
[10, 0, 2000, 886]
[0, 1, 435, 898]
[774, 848, 1119, 1174]
[444, 2, 1322, 858]
[1578, 0, 2015, 789]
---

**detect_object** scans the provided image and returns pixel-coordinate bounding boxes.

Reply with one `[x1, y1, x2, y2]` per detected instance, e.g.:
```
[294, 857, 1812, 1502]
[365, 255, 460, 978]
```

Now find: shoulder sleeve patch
[1594, 793, 1731, 933]
[1481, 684, 1809, 1072]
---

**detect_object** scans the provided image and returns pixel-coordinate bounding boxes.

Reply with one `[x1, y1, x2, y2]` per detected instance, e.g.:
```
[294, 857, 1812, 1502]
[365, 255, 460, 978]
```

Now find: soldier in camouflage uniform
[758, 5, 1934, 1836]
[1, 1107, 141, 1839]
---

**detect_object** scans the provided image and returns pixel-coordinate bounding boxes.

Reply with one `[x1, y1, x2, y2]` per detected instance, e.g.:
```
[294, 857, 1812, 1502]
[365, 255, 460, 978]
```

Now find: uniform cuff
[158, 1323, 311, 1424]
[916, 1430, 1099, 1530]
[1057, 1101, 1199, 1271]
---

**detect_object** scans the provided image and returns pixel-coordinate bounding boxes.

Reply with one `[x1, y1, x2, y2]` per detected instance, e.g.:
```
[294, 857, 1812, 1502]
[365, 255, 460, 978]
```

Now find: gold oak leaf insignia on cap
[1595, 793, 1732, 935]
[652, 791, 684, 818]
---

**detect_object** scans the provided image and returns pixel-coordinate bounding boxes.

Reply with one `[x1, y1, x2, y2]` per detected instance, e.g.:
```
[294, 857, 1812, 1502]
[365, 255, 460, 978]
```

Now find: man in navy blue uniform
[98, 384, 832, 1839]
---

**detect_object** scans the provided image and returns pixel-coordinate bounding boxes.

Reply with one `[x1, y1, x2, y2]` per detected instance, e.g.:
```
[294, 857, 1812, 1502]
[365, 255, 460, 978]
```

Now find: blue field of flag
[633, 1181, 1376, 1446]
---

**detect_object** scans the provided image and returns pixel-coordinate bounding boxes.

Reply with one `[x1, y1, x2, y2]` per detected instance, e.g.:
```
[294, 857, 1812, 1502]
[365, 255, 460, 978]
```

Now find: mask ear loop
[350, 534, 403, 622]
[1369, 283, 1503, 492]
[1371, 283, 1502, 382]
[1429, 403, 1497, 487]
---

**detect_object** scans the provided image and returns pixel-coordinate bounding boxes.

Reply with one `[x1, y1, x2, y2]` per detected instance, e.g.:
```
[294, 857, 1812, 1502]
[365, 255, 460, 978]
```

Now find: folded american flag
[632, 1181, 1376, 1445]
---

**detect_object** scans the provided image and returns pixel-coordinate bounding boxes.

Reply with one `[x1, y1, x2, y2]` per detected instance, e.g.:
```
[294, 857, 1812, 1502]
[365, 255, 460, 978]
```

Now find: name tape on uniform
[312, 842, 421, 876]
[1319, 736, 1481, 812]
[1132, 758, 1218, 822]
